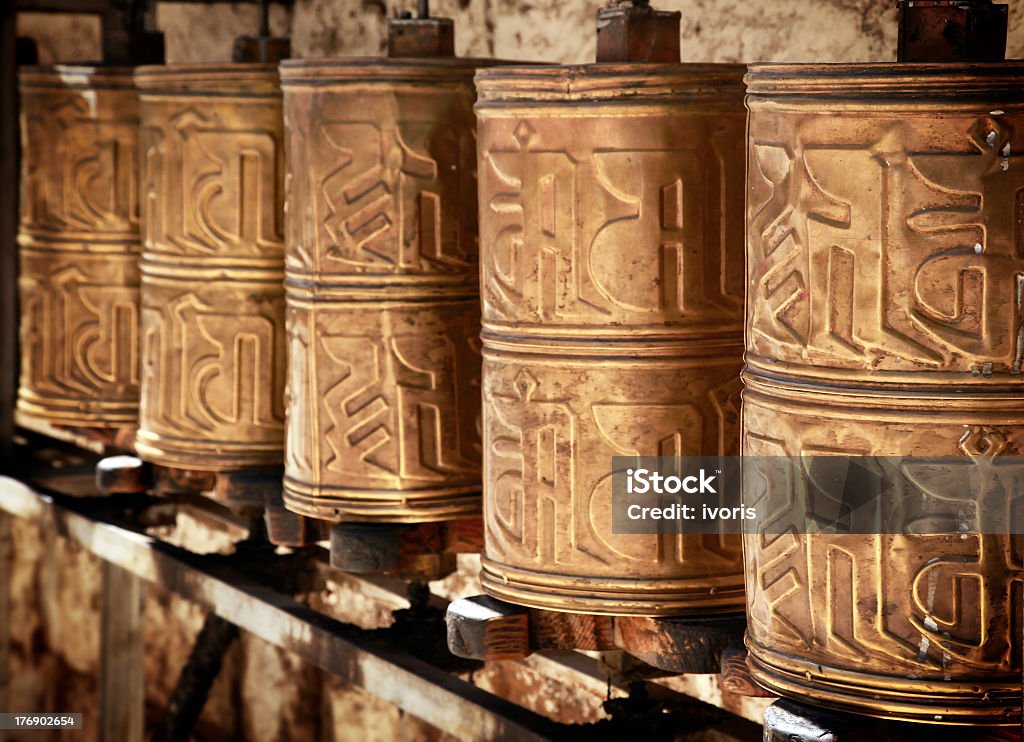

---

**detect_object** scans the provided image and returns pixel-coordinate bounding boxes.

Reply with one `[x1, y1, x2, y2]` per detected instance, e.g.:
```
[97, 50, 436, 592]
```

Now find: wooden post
[0, 514, 11, 742]
[99, 562, 145, 742]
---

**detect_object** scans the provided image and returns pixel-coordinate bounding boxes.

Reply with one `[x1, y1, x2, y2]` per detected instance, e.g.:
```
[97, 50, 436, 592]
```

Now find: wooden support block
[16, 417, 137, 456]
[99, 562, 145, 742]
[441, 517, 484, 554]
[446, 595, 530, 661]
[212, 469, 282, 512]
[263, 489, 325, 548]
[154, 466, 216, 497]
[720, 645, 776, 698]
[598, 650, 675, 683]
[530, 610, 616, 652]
[96, 455, 152, 495]
[613, 614, 746, 674]
[329, 522, 455, 580]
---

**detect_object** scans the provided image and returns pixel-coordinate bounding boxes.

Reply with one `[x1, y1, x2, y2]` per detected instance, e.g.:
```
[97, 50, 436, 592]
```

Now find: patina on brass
[280, 27, 488, 523]
[744, 63, 1024, 724]
[476, 62, 747, 616]
[134, 65, 286, 472]
[16, 66, 140, 434]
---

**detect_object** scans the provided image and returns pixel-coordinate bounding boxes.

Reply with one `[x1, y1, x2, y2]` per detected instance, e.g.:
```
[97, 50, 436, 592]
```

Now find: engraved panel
[283, 80, 478, 279]
[747, 112, 1024, 381]
[742, 387, 1024, 701]
[289, 300, 479, 483]
[479, 113, 745, 331]
[483, 351, 744, 587]
[142, 106, 284, 260]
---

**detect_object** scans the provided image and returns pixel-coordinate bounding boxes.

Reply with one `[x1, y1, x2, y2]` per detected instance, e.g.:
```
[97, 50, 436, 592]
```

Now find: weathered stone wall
[19, 0, 1024, 64]
[3, 516, 467, 741]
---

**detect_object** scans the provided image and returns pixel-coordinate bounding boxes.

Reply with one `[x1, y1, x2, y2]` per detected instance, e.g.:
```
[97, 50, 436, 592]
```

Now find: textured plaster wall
[18, 0, 1024, 65]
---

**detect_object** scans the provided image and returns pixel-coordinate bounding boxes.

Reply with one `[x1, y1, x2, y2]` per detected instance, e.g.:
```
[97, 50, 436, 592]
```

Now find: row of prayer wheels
[14, 0, 1022, 730]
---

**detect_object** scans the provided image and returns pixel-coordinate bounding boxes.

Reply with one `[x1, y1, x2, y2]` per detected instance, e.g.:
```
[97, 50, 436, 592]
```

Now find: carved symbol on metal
[483, 121, 743, 322]
[750, 118, 1024, 370]
[142, 293, 283, 435]
[744, 419, 1023, 672]
[143, 108, 283, 255]
[313, 120, 470, 271]
[21, 264, 138, 396]
[23, 96, 137, 234]
[319, 329, 479, 482]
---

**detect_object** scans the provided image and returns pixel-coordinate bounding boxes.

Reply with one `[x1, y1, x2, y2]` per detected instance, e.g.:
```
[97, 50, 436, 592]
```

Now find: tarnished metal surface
[134, 65, 286, 471]
[743, 63, 1024, 724]
[476, 65, 747, 616]
[16, 66, 140, 433]
[280, 59, 485, 523]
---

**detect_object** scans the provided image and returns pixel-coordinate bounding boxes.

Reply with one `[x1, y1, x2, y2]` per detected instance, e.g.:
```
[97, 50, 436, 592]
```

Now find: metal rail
[0, 475, 563, 741]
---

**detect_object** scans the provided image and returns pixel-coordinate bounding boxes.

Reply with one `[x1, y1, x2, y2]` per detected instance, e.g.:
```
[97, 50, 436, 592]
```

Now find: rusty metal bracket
[595, 1, 680, 64]
[897, 0, 1008, 62]
[232, 0, 290, 63]
[387, 0, 455, 58]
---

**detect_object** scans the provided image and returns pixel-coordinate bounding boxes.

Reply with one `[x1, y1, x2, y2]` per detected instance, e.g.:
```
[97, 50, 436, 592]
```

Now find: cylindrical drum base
[475, 64, 748, 616]
[742, 62, 1024, 724]
[16, 66, 141, 431]
[743, 376, 1022, 725]
[134, 65, 286, 472]
[280, 59, 487, 524]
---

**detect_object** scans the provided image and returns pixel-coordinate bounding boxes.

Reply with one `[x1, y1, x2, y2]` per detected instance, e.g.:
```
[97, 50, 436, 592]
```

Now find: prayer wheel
[134, 65, 286, 472]
[280, 24, 486, 524]
[16, 66, 140, 435]
[475, 45, 748, 612]
[743, 63, 1024, 724]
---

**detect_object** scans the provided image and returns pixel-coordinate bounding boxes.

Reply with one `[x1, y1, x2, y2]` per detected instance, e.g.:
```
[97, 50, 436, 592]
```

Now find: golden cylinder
[134, 65, 286, 471]
[743, 63, 1024, 724]
[476, 65, 747, 616]
[280, 60, 486, 523]
[16, 66, 140, 431]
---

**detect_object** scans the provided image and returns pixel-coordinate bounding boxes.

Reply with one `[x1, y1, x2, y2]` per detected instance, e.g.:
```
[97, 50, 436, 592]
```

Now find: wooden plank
[99, 561, 145, 742]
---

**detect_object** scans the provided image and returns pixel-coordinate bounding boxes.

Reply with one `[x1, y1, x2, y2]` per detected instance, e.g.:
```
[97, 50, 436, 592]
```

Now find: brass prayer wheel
[280, 58, 486, 523]
[16, 66, 140, 433]
[476, 64, 748, 616]
[743, 63, 1024, 724]
[134, 65, 286, 471]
